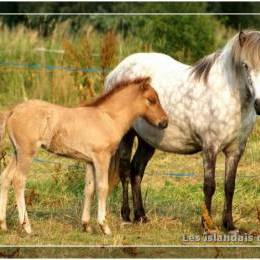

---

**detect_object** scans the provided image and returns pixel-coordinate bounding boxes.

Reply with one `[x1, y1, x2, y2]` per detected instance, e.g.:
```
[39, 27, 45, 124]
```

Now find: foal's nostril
[158, 119, 168, 129]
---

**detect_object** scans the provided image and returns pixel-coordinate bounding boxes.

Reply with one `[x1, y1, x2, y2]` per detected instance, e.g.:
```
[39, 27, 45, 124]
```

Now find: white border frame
[0, 8, 259, 250]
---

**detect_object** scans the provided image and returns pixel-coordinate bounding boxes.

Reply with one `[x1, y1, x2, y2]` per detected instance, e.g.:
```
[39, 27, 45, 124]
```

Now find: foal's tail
[0, 111, 11, 155]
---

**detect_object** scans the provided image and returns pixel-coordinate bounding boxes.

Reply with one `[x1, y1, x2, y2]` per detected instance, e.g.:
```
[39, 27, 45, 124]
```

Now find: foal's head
[134, 77, 168, 129]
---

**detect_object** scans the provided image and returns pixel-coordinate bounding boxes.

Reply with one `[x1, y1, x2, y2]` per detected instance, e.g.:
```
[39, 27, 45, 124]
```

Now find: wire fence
[0, 61, 108, 73]
[0, 59, 258, 179]
[0, 151, 259, 179]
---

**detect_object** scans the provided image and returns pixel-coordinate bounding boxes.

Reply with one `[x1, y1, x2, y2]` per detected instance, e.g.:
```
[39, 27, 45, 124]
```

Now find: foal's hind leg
[0, 157, 16, 231]
[82, 163, 95, 233]
[131, 136, 155, 223]
[222, 146, 244, 231]
[118, 129, 135, 222]
[12, 153, 34, 234]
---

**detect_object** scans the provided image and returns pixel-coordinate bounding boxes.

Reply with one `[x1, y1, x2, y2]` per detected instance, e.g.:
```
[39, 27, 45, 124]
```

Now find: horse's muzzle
[158, 118, 168, 129]
[254, 99, 260, 115]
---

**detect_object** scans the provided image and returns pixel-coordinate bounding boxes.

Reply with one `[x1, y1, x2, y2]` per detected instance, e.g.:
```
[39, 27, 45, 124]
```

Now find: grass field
[0, 22, 259, 257]
[0, 117, 259, 257]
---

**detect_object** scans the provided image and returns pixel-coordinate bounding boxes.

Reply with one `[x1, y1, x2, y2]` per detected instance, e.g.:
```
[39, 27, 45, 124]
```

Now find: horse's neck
[203, 46, 253, 112]
[209, 45, 240, 91]
[97, 86, 141, 135]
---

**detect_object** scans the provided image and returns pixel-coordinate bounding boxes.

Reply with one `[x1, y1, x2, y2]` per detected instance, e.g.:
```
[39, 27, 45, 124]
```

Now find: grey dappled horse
[105, 31, 260, 231]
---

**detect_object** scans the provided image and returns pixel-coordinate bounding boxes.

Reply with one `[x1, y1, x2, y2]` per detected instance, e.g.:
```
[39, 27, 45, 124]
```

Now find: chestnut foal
[0, 77, 168, 235]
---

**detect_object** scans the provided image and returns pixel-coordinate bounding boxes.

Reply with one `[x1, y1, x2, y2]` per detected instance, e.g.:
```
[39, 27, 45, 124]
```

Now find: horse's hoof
[202, 228, 218, 235]
[82, 223, 93, 233]
[121, 209, 131, 223]
[122, 216, 131, 222]
[228, 229, 240, 235]
[120, 221, 133, 227]
[100, 224, 112, 235]
[134, 216, 149, 224]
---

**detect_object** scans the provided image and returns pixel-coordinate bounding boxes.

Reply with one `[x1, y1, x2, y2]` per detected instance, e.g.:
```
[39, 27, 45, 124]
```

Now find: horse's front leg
[118, 129, 136, 222]
[93, 153, 112, 235]
[131, 136, 155, 223]
[202, 148, 217, 227]
[222, 148, 243, 231]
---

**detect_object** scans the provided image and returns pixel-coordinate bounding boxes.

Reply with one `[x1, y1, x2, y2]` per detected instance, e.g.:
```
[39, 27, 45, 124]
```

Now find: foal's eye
[243, 63, 249, 70]
[147, 98, 156, 105]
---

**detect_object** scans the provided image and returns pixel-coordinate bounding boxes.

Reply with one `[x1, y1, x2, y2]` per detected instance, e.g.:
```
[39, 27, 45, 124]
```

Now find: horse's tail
[108, 150, 121, 193]
[108, 129, 137, 193]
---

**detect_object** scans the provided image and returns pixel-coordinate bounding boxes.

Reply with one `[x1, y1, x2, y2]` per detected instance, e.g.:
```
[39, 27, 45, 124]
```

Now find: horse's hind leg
[12, 153, 34, 234]
[131, 135, 155, 223]
[0, 157, 16, 231]
[118, 129, 136, 222]
[201, 147, 217, 233]
[82, 163, 95, 233]
[202, 148, 217, 216]
[222, 146, 244, 231]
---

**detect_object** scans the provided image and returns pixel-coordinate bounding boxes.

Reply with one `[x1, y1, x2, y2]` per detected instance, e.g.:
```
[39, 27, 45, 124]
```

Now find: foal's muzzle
[254, 99, 260, 115]
[158, 117, 168, 129]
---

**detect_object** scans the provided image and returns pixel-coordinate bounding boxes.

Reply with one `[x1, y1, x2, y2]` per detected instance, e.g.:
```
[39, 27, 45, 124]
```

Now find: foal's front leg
[93, 153, 112, 235]
[82, 163, 95, 233]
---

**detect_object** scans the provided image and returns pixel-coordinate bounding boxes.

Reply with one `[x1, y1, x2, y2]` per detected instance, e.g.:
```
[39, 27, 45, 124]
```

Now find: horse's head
[136, 77, 168, 129]
[235, 31, 260, 114]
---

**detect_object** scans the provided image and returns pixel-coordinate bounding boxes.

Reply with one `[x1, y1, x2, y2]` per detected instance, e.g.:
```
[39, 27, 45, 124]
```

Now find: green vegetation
[0, 6, 259, 257]
[0, 14, 233, 107]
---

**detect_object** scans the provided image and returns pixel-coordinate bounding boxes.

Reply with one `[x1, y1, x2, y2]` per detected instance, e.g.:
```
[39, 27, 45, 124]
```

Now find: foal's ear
[239, 31, 247, 47]
[139, 77, 151, 91]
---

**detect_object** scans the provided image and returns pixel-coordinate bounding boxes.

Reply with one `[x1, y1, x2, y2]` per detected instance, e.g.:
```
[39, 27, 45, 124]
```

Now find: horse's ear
[139, 77, 151, 91]
[239, 31, 247, 47]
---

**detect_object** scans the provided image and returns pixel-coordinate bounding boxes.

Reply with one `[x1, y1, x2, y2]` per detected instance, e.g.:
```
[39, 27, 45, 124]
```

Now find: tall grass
[0, 21, 150, 108]
[0, 20, 233, 109]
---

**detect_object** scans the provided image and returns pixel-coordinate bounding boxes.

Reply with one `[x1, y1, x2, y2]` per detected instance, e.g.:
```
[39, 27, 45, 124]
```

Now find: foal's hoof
[22, 223, 32, 234]
[0, 221, 7, 231]
[17, 224, 32, 237]
[134, 216, 149, 224]
[100, 224, 112, 235]
[82, 223, 93, 233]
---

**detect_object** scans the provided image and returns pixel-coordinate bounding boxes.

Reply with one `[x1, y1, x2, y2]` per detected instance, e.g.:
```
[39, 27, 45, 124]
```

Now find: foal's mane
[190, 30, 260, 83]
[82, 77, 150, 107]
